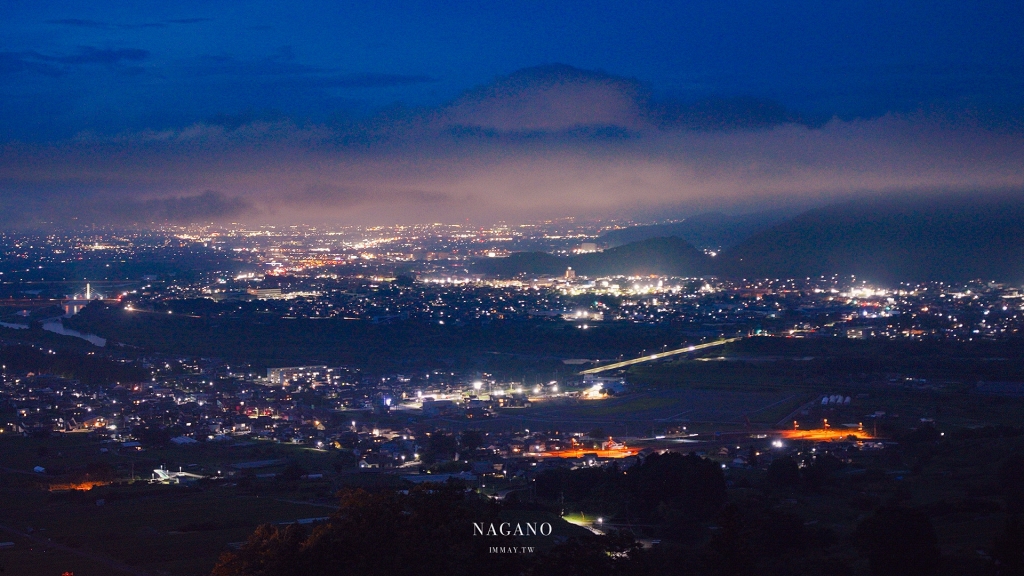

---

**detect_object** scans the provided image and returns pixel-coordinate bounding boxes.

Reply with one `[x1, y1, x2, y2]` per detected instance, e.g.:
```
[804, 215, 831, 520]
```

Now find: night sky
[2, 1, 1022, 226]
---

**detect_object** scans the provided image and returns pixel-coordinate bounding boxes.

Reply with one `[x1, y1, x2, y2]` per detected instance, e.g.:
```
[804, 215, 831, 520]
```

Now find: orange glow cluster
[538, 448, 640, 459]
[781, 428, 872, 441]
[48, 480, 111, 492]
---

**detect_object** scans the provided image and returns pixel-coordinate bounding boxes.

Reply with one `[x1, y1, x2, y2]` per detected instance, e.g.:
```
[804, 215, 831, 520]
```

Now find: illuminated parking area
[538, 447, 640, 459]
[780, 428, 873, 442]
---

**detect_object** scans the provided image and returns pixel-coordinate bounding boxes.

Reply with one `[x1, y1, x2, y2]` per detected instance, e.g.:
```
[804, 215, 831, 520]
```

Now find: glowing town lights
[472, 381, 483, 390]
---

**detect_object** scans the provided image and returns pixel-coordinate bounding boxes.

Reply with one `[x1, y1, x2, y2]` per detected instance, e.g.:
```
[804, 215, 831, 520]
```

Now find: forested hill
[480, 193, 1024, 283]
[599, 210, 789, 250]
[717, 193, 1024, 283]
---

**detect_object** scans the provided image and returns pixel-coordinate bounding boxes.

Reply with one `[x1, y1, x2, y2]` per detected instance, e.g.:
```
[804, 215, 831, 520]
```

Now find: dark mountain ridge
[600, 210, 791, 250]
[719, 192, 1024, 283]
[478, 192, 1024, 283]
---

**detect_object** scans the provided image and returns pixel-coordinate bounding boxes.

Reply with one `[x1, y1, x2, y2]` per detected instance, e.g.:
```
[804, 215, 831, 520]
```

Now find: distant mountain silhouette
[478, 193, 1024, 283]
[475, 236, 712, 278]
[600, 211, 791, 250]
[438, 64, 807, 134]
[719, 193, 1024, 283]
[441, 64, 648, 132]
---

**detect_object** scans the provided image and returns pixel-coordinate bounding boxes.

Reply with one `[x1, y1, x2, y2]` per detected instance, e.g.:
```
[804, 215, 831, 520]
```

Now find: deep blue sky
[1, 2, 1023, 225]
[3, 1, 1022, 140]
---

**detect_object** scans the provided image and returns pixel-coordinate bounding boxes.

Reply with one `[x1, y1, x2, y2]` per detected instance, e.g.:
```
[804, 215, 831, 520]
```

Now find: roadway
[578, 337, 743, 375]
[0, 298, 121, 307]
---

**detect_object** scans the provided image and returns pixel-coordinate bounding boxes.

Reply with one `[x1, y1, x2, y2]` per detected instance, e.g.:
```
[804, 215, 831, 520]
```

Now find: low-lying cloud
[1, 65, 1022, 227]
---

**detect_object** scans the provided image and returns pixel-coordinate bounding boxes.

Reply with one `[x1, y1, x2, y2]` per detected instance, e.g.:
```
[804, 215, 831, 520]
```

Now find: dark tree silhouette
[526, 533, 642, 576]
[212, 523, 307, 576]
[1000, 456, 1024, 514]
[801, 454, 845, 490]
[212, 485, 656, 576]
[629, 452, 727, 523]
[459, 430, 485, 452]
[212, 486, 524, 576]
[765, 457, 801, 490]
[853, 506, 940, 576]
[702, 505, 755, 576]
[991, 516, 1024, 576]
[531, 450, 726, 536]
[424, 432, 458, 462]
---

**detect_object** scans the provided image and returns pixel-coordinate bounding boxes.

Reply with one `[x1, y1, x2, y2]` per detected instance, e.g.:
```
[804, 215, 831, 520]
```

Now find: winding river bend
[42, 320, 106, 347]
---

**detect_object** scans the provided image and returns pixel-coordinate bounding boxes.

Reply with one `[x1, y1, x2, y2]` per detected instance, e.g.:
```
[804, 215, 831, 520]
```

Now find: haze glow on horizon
[1, 2, 1022, 226]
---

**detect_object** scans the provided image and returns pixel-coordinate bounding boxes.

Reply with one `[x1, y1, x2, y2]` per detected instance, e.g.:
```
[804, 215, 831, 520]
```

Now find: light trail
[578, 337, 743, 375]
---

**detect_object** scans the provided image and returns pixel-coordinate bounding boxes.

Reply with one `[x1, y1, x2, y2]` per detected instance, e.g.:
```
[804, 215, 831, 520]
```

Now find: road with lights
[578, 337, 743, 375]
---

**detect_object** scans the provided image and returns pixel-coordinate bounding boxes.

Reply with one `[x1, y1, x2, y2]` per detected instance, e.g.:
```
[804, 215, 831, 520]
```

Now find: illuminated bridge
[578, 337, 743, 375]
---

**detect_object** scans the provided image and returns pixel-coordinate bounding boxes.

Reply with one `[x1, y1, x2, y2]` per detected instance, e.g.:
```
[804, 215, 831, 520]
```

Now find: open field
[0, 475, 334, 576]
[0, 529, 121, 576]
[0, 432, 345, 482]
[617, 337, 1024, 432]
[0, 434, 370, 576]
[426, 388, 809, 436]
[523, 388, 803, 431]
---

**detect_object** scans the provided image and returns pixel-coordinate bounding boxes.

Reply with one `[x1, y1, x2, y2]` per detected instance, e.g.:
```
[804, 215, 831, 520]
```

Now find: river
[41, 321, 107, 347]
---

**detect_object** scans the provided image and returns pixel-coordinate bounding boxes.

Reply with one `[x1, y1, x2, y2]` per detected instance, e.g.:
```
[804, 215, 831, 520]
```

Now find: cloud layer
[1, 65, 1023, 227]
